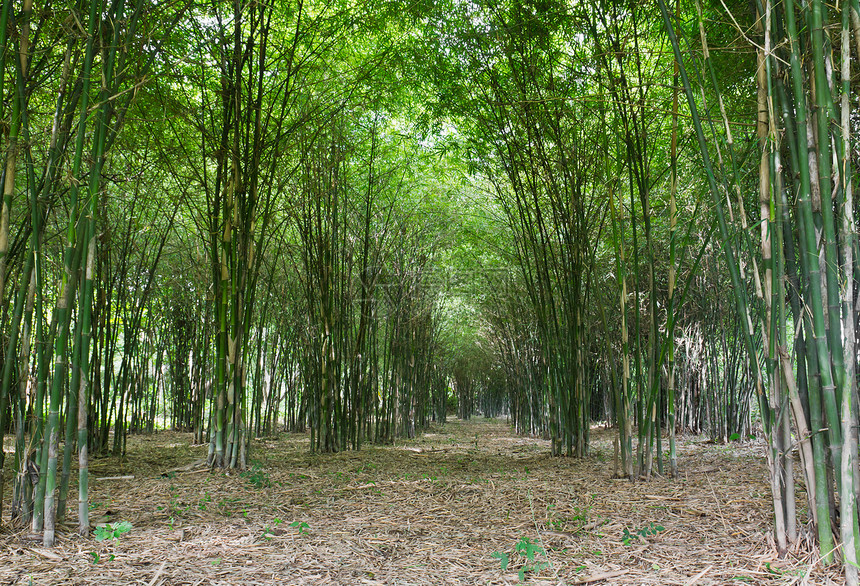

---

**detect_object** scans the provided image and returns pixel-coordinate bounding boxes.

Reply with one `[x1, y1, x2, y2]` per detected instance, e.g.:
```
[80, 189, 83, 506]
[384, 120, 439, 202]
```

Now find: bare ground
[0, 418, 843, 585]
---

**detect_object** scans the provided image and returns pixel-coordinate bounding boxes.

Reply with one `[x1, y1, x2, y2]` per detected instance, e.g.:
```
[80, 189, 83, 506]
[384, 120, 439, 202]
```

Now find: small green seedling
[492, 537, 550, 582]
[262, 519, 284, 540]
[491, 551, 510, 570]
[89, 551, 116, 564]
[621, 522, 665, 545]
[516, 537, 550, 582]
[198, 492, 212, 510]
[94, 521, 133, 542]
[240, 462, 271, 488]
[290, 520, 309, 534]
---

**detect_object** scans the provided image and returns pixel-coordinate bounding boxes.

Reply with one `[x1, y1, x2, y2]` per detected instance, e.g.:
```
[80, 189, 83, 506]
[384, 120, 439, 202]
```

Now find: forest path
[0, 418, 839, 584]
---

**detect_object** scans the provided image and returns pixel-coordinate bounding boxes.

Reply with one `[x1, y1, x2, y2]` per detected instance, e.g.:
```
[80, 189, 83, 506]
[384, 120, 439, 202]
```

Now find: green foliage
[157, 487, 192, 519]
[0, 0, 796, 573]
[214, 496, 246, 517]
[198, 492, 212, 510]
[89, 552, 116, 564]
[263, 517, 284, 540]
[446, 390, 458, 415]
[490, 550, 509, 570]
[544, 499, 594, 533]
[621, 522, 665, 546]
[545, 504, 564, 531]
[515, 536, 545, 560]
[492, 537, 551, 582]
[94, 521, 133, 542]
[240, 463, 271, 489]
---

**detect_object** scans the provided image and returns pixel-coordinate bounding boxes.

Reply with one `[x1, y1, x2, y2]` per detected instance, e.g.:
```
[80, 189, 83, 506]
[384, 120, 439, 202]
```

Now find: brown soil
[0, 418, 843, 585]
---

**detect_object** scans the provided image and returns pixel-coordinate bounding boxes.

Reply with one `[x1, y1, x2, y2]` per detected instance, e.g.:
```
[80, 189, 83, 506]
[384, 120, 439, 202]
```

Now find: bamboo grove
[1, 0, 860, 580]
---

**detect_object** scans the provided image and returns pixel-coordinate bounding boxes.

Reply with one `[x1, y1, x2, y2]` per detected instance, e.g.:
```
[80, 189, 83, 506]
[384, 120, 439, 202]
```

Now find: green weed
[240, 462, 271, 488]
[94, 521, 132, 542]
[89, 551, 115, 564]
[545, 504, 565, 531]
[621, 522, 665, 545]
[491, 536, 551, 583]
[262, 517, 284, 540]
[198, 492, 212, 510]
[545, 497, 594, 533]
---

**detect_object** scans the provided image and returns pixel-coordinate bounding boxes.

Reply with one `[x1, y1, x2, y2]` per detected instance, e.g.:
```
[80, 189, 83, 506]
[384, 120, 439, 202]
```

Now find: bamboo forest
[1, 0, 859, 582]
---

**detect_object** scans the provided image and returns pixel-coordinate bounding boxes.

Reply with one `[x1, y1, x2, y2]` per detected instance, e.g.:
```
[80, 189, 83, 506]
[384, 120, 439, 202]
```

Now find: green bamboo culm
[660, 0, 860, 577]
[781, 0, 839, 562]
[42, 0, 118, 545]
[0, 0, 13, 318]
[807, 0, 844, 493]
[0, 0, 22, 524]
[656, 0, 783, 550]
[838, 0, 859, 578]
[655, 0, 768, 435]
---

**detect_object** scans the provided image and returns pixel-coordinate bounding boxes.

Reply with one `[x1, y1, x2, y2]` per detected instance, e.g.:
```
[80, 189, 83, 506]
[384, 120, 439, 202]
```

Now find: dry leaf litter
[0, 418, 843, 585]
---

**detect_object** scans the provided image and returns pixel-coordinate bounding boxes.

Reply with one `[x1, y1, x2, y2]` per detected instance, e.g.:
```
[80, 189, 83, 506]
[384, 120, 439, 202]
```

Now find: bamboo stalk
[838, 0, 859, 575]
[657, 0, 784, 555]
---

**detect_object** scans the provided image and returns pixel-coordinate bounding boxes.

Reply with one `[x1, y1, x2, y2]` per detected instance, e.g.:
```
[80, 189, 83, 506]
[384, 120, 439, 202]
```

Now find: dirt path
[0, 418, 841, 584]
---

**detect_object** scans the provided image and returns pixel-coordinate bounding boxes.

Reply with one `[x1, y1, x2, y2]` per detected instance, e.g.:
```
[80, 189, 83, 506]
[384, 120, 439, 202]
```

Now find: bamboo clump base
[0, 418, 842, 584]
